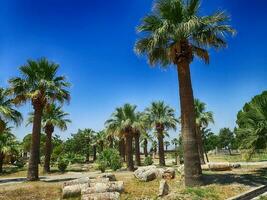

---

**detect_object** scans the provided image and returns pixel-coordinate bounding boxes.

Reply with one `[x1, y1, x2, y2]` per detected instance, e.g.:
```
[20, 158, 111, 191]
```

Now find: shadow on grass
[0, 166, 25, 176]
[203, 167, 267, 187]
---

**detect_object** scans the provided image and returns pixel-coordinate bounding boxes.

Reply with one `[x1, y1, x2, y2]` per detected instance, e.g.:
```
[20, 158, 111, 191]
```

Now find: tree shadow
[202, 167, 267, 187]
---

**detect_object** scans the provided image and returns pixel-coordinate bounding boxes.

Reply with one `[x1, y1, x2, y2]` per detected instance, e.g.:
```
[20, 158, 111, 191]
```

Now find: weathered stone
[208, 163, 232, 171]
[134, 166, 157, 182]
[82, 181, 124, 194]
[98, 173, 116, 181]
[231, 163, 241, 169]
[62, 183, 88, 199]
[158, 180, 169, 197]
[63, 177, 90, 187]
[162, 168, 175, 179]
[81, 192, 120, 200]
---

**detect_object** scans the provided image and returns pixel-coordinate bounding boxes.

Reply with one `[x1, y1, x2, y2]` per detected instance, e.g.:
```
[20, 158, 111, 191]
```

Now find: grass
[208, 153, 267, 163]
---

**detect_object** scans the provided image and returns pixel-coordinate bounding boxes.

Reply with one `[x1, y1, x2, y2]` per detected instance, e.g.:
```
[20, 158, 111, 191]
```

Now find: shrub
[97, 149, 122, 171]
[144, 156, 153, 166]
[58, 158, 69, 172]
[96, 160, 107, 173]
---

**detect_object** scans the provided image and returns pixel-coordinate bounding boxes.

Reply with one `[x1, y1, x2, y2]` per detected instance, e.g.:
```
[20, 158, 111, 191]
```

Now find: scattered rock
[208, 163, 232, 171]
[63, 177, 90, 187]
[231, 163, 241, 169]
[134, 166, 157, 182]
[162, 168, 175, 180]
[62, 183, 88, 199]
[98, 173, 116, 181]
[82, 181, 124, 194]
[158, 180, 169, 197]
[81, 192, 120, 200]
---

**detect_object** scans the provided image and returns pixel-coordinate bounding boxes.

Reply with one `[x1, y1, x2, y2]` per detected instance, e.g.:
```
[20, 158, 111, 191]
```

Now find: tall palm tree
[141, 132, 152, 158]
[144, 101, 177, 166]
[135, 0, 235, 186]
[8, 58, 70, 181]
[171, 137, 179, 165]
[0, 88, 22, 133]
[27, 104, 71, 173]
[194, 99, 214, 164]
[0, 125, 19, 173]
[105, 104, 138, 171]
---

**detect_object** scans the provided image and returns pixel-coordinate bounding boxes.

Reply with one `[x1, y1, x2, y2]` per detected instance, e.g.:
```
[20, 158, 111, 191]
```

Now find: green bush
[97, 149, 122, 171]
[144, 156, 153, 166]
[58, 159, 69, 172]
[96, 160, 107, 173]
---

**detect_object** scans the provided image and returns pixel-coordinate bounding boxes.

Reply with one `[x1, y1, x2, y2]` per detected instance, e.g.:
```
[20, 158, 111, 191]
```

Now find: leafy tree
[22, 133, 46, 157]
[218, 128, 235, 155]
[0, 126, 19, 173]
[105, 104, 139, 171]
[64, 128, 94, 162]
[203, 130, 219, 152]
[8, 58, 70, 181]
[0, 88, 22, 133]
[28, 104, 71, 172]
[236, 91, 267, 158]
[135, 0, 235, 186]
[144, 101, 177, 166]
[194, 99, 214, 164]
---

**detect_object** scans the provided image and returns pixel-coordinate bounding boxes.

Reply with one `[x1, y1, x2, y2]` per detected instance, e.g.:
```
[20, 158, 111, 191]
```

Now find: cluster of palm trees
[105, 102, 178, 170]
[0, 58, 71, 181]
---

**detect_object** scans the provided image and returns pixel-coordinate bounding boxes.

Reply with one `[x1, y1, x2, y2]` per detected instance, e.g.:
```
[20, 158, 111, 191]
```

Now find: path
[0, 171, 101, 186]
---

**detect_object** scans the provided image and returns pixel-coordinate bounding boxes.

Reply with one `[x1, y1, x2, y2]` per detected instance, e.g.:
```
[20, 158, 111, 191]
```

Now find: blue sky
[0, 0, 266, 141]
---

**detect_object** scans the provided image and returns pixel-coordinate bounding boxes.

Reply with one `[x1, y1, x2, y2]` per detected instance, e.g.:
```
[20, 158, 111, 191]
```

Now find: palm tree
[144, 101, 177, 166]
[141, 132, 152, 158]
[27, 104, 71, 173]
[135, 0, 235, 186]
[172, 137, 179, 164]
[105, 104, 138, 171]
[0, 125, 19, 173]
[151, 140, 158, 159]
[8, 58, 70, 181]
[164, 141, 170, 151]
[194, 99, 214, 164]
[0, 88, 22, 133]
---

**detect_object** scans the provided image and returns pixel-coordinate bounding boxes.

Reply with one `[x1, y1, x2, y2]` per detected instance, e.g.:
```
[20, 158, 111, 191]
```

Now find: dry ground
[1, 166, 267, 200]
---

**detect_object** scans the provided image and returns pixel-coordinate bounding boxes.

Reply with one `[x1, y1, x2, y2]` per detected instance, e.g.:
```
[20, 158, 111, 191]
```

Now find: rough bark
[143, 139, 148, 157]
[176, 42, 202, 186]
[196, 125, 205, 164]
[44, 124, 54, 173]
[157, 126, 165, 166]
[134, 132, 141, 166]
[119, 138, 125, 162]
[0, 152, 4, 173]
[27, 100, 44, 181]
[125, 131, 134, 171]
[93, 145, 97, 162]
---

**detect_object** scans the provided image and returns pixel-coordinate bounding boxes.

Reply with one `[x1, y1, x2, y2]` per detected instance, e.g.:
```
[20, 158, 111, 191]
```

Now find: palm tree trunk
[125, 132, 134, 171]
[196, 126, 205, 164]
[27, 102, 43, 181]
[177, 54, 202, 186]
[119, 138, 126, 162]
[134, 132, 141, 166]
[93, 145, 97, 161]
[0, 152, 4, 173]
[144, 139, 148, 157]
[157, 129, 165, 166]
[44, 125, 54, 173]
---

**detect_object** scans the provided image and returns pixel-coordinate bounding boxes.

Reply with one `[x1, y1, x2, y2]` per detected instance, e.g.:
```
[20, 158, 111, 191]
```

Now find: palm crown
[135, 0, 236, 66]
[27, 104, 71, 131]
[8, 58, 70, 107]
[0, 88, 22, 131]
[105, 104, 139, 137]
[194, 99, 214, 127]
[145, 101, 178, 131]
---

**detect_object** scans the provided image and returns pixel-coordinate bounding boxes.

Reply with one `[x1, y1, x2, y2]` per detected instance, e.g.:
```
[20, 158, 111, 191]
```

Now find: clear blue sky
[0, 0, 266, 141]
